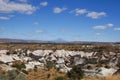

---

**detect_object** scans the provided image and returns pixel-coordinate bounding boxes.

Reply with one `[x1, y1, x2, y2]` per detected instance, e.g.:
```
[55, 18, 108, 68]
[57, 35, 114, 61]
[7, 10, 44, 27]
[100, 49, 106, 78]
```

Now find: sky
[0, 0, 120, 42]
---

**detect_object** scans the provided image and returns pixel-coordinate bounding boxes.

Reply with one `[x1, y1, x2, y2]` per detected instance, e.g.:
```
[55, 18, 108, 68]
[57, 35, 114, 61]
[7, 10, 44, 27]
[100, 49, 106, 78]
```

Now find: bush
[7, 70, 18, 80]
[14, 73, 26, 80]
[22, 70, 28, 74]
[0, 73, 8, 80]
[46, 61, 54, 70]
[12, 62, 26, 70]
[55, 76, 67, 80]
[47, 74, 51, 78]
[0, 70, 26, 80]
[67, 65, 84, 80]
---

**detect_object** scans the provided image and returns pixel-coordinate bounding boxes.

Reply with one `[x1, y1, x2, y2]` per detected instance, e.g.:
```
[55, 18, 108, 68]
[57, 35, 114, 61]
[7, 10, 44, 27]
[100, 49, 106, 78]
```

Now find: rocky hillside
[0, 48, 119, 77]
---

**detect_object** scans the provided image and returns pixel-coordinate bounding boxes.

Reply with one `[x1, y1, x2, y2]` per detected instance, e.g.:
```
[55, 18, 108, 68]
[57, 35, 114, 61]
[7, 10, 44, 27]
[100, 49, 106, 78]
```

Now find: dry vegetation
[26, 68, 120, 80]
[83, 75, 120, 80]
[0, 43, 120, 52]
[26, 68, 66, 80]
[0, 65, 120, 80]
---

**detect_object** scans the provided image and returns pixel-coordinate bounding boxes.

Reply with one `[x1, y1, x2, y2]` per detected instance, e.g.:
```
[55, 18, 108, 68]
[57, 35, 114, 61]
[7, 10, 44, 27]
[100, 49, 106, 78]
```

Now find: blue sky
[0, 0, 120, 42]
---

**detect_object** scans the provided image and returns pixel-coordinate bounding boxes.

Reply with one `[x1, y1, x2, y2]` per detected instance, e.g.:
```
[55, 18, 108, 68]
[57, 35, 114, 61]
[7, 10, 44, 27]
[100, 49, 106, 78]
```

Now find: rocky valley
[0, 43, 120, 80]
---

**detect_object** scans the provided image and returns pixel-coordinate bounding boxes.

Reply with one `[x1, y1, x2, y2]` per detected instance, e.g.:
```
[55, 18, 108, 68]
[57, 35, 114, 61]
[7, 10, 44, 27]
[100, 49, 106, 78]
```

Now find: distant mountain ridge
[0, 38, 47, 43]
[0, 38, 119, 44]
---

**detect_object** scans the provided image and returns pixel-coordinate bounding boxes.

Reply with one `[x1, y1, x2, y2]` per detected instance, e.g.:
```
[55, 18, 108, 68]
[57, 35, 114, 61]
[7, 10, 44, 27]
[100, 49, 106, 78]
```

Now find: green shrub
[67, 65, 84, 80]
[7, 70, 18, 80]
[7, 70, 26, 80]
[22, 70, 28, 74]
[12, 62, 26, 70]
[14, 73, 26, 80]
[55, 76, 67, 80]
[46, 61, 54, 70]
[0, 73, 8, 80]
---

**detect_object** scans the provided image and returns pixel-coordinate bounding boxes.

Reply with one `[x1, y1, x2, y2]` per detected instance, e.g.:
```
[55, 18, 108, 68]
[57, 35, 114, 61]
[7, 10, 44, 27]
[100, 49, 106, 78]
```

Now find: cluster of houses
[0, 49, 120, 77]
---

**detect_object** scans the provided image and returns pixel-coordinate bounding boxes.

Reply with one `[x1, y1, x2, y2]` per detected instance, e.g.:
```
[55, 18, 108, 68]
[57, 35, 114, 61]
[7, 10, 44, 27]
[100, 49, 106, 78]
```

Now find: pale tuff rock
[0, 64, 16, 71]
[99, 67, 117, 76]
[25, 61, 43, 70]
[0, 49, 119, 77]
[0, 54, 14, 63]
[0, 50, 8, 54]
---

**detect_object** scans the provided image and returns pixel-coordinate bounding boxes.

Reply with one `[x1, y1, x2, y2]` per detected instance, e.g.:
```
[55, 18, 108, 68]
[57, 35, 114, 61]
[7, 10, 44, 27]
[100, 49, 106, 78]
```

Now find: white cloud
[35, 30, 44, 33]
[0, 16, 9, 20]
[19, 0, 27, 3]
[93, 23, 114, 29]
[107, 23, 114, 27]
[0, 27, 6, 30]
[9, 15, 15, 17]
[74, 8, 87, 16]
[33, 22, 39, 25]
[71, 8, 106, 19]
[114, 28, 120, 31]
[40, 1, 48, 7]
[53, 7, 67, 13]
[93, 26, 107, 29]
[87, 12, 106, 19]
[0, 0, 36, 14]
[96, 33, 101, 35]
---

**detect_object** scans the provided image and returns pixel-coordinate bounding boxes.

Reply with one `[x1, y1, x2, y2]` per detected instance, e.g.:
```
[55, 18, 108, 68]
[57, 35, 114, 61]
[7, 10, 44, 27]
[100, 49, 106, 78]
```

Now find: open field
[0, 43, 120, 52]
